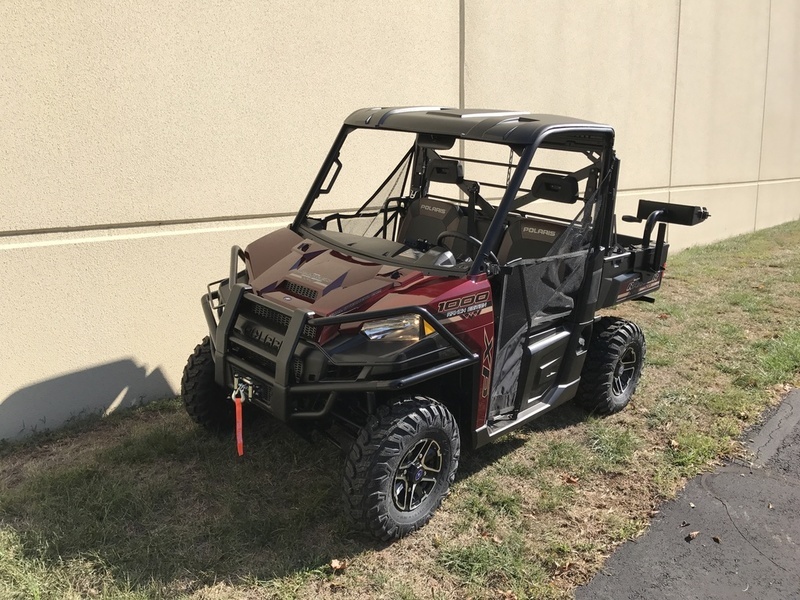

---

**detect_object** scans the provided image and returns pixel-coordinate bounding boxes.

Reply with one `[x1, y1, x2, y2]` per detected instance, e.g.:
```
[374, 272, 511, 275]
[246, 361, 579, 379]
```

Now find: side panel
[431, 281, 495, 430]
[597, 241, 671, 308]
[365, 274, 494, 429]
[516, 328, 571, 409]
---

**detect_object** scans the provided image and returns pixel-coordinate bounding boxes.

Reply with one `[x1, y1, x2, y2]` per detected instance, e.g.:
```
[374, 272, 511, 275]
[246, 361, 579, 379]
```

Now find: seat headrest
[427, 159, 464, 184]
[531, 173, 579, 204]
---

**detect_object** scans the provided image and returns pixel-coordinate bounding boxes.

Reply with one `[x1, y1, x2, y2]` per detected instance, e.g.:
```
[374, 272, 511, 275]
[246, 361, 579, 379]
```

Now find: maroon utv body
[182, 107, 709, 540]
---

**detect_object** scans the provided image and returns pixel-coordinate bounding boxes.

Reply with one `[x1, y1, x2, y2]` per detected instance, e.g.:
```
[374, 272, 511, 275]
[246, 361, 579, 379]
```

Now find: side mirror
[416, 133, 456, 150]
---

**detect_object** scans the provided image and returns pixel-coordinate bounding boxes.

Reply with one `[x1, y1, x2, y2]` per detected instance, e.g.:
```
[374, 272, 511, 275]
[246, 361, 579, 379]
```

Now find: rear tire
[342, 397, 460, 541]
[181, 337, 235, 432]
[576, 317, 645, 414]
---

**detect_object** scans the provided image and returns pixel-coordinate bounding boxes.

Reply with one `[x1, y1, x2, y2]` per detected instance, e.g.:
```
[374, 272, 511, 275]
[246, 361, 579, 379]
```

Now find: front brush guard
[202, 283, 478, 421]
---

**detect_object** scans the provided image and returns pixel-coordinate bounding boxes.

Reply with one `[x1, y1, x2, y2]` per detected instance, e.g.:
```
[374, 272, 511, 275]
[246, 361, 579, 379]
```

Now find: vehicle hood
[244, 227, 432, 316]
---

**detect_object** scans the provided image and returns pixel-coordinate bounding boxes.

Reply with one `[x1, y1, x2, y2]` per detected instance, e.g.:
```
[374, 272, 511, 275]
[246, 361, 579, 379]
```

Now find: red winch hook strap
[232, 389, 244, 457]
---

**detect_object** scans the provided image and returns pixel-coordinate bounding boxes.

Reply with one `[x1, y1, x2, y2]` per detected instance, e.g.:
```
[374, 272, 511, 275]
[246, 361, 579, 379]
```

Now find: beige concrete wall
[2, 2, 460, 232]
[1, 0, 798, 438]
[0, 1, 460, 438]
[0, 218, 289, 438]
[465, 0, 799, 252]
[465, 0, 680, 192]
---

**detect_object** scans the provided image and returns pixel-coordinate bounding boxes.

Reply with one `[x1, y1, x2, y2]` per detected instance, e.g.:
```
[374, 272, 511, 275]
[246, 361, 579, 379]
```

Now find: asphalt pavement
[576, 389, 800, 600]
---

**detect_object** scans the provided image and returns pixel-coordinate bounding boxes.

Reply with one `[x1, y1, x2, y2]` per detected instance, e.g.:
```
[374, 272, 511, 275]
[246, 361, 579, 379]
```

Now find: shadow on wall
[0, 360, 173, 440]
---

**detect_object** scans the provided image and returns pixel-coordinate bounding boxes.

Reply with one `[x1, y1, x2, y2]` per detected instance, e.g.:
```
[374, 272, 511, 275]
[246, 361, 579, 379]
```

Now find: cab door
[487, 219, 593, 423]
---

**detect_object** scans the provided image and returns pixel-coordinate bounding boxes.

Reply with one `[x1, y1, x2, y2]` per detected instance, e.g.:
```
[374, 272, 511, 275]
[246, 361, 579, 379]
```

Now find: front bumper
[202, 283, 477, 422]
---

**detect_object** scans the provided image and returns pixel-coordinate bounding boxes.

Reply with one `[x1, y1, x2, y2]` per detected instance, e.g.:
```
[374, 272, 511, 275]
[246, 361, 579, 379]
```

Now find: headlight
[361, 314, 423, 341]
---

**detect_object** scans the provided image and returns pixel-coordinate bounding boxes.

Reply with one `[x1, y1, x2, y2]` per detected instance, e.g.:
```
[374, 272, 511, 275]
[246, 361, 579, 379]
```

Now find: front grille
[244, 299, 317, 339]
[282, 281, 318, 301]
[230, 343, 276, 375]
[248, 303, 291, 333]
[232, 297, 320, 386]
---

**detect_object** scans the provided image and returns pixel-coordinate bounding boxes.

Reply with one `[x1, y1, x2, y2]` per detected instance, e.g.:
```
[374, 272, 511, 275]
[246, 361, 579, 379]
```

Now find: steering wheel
[436, 231, 499, 266]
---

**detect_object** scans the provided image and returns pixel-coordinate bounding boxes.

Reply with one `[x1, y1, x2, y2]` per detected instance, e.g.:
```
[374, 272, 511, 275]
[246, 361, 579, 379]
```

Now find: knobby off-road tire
[181, 337, 235, 432]
[577, 317, 646, 414]
[343, 397, 460, 541]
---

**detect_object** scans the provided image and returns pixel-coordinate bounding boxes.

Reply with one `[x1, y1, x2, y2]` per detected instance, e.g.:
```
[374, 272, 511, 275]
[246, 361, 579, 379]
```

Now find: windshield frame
[291, 122, 616, 278]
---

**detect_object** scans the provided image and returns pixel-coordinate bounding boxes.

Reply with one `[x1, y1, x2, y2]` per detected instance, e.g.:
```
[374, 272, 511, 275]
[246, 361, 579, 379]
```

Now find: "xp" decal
[481, 328, 494, 399]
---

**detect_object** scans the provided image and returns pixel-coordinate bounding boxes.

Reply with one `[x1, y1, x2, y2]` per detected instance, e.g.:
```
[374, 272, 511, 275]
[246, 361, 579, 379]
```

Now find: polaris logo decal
[522, 226, 557, 237]
[616, 271, 663, 301]
[295, 271, 331, 285]
[420, 204, 447, 215]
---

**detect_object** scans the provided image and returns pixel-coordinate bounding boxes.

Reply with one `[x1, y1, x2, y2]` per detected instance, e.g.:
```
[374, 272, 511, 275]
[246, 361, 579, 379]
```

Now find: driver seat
[396, 198, 463, 247]
[498, 216, 567, 263]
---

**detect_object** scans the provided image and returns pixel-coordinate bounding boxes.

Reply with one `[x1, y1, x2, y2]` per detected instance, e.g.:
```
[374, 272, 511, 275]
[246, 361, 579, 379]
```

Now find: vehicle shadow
[0, 359, 172, 440]
[458, 402, 592, 478]
[1, 372, 593, 593]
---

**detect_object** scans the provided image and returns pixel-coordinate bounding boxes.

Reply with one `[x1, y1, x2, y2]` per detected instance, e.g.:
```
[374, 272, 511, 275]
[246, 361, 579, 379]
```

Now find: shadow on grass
[459, 402, 591, 478]
[0, 398, 595, 594]
[0, 406, 388, 593]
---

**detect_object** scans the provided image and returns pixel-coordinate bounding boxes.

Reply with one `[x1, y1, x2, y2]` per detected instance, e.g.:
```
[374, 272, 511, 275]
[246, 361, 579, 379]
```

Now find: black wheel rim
[612, 347, 637, 397]
[393, 438, 442, 512]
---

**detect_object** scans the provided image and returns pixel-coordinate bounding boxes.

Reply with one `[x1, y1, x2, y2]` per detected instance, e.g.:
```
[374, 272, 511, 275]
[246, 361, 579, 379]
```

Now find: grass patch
[603, 514, 646, 544]
[453, 477, 522, 533]
[722, 289, 768, 314]
[1, 220, 800, 599]
[646, 390, 695, 430]
[699, 388, 759, 421]
[438, 534, 556, 599]
[668, 431, 721, 476]
[651, 461, 682, 498]
[0, 528, 145, 600]
[586, 421, 638, 471]
[645, 330, 679, 367]
[534, 480, 577, 514]
[535, 439, 590, 473]
[734, 330, 800, 389]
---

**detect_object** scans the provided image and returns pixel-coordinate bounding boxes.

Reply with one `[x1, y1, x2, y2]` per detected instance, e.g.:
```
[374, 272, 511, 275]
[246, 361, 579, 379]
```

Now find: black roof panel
[344, 106, 615, 146]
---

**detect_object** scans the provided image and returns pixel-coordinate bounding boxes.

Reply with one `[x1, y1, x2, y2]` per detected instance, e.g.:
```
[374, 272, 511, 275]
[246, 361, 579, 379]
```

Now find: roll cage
[290, 107, 617, 278]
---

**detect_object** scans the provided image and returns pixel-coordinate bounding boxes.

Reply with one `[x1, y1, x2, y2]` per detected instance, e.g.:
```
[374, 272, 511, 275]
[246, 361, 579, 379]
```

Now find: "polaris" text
[420, 204, 447, 215]
[522, 226, 557, 237]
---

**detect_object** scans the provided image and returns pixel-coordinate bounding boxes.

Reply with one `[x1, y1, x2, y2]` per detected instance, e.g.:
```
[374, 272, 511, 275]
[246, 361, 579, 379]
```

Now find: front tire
[343, 397, 460, 541]
[576, 317, 646, 414]
[181, 337, 235, 432]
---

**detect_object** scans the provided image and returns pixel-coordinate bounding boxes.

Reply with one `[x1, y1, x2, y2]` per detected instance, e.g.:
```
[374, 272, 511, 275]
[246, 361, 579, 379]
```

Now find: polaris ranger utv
[182, 106, 709, 540]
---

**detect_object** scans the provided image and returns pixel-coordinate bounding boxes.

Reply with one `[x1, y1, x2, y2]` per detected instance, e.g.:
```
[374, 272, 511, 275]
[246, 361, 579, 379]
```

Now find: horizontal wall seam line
[618, 178, 800, 194]
[0, 212, 298, 239]
[0, 219, 294, 251]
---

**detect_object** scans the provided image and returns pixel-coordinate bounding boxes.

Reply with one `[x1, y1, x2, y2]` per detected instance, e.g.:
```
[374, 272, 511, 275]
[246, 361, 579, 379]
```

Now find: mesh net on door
[490, 197, 600, 418]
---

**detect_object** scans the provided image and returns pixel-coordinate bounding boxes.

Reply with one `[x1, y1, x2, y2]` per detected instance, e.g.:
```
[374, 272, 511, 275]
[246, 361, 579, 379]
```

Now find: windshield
[295, 127, 606, 275]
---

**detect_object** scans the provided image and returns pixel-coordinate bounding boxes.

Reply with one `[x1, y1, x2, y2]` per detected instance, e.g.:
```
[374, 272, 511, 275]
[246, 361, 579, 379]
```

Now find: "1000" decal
[437, 291, 491, 319]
